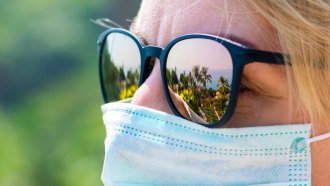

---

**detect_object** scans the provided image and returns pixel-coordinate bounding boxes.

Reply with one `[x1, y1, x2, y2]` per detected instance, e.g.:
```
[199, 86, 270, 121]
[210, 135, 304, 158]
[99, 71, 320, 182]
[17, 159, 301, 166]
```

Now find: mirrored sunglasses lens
[101, 32, 141, 102]
[166, 38, 233, 124]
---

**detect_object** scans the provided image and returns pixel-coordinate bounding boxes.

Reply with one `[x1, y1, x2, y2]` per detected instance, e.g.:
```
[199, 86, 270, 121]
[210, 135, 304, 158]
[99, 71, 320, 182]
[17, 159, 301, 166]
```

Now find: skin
[129, 0, 330, 184]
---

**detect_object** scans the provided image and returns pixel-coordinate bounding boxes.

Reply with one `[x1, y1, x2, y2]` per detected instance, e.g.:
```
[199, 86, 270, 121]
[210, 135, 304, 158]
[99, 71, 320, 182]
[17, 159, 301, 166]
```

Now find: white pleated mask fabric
[101, 102, 328, 186]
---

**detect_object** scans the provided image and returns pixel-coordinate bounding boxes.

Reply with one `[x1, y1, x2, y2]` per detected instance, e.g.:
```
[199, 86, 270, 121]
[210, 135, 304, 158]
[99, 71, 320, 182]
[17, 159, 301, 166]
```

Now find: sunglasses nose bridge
[144, 46, 163, 59]
[140, 45, 163, 84]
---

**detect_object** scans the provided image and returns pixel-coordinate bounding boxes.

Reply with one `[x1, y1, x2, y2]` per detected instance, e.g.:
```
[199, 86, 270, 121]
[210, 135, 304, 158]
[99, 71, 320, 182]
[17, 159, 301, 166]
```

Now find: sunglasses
[97, 28, 286, 127]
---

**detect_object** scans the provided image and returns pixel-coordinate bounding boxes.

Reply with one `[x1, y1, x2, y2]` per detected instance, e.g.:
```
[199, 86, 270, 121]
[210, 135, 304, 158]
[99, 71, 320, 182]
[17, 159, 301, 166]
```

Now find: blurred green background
[0, 0, 140, 185]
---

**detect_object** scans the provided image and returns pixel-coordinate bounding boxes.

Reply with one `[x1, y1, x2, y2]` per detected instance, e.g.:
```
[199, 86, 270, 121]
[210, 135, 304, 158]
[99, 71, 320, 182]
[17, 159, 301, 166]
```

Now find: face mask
[101, 102, 330, 186]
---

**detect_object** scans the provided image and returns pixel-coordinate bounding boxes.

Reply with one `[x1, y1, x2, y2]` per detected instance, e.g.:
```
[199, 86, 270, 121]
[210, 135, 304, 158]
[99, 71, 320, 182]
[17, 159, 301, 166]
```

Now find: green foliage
[0, 0, 141, 185]
[119, 84, 138, 100]
[0, 65, 105, 186]
[179, 88, 198, 112]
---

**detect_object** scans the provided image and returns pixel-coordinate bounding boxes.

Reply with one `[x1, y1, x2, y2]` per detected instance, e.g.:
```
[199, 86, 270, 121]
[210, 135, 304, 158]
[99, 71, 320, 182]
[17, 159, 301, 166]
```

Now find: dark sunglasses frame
[98, 28, 286, 128]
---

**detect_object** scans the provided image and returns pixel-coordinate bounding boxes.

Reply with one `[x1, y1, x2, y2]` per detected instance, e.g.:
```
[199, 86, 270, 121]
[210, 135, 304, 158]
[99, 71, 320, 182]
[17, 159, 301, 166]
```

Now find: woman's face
[130, 0, 307, 128]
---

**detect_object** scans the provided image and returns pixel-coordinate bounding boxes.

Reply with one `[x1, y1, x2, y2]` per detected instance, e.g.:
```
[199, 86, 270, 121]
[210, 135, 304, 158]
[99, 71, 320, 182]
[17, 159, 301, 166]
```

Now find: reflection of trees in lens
[119, 84, 138, 100]
[168, 65, 231, 123]
[166, 68, 179, 93]
[103, 47, 119, 101]
[192, 65, 201, 86]
[200, 67, 212, 88]
[118, 68, 139, 100]
[127, 69, 139, 86]
[103, 47, 139, 101]
[119, 67, 126, 82]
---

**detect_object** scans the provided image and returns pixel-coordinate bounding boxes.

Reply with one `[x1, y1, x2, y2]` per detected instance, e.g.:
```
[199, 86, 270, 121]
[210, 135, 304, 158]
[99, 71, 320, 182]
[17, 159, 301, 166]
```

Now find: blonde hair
[246, 1, 330, 130]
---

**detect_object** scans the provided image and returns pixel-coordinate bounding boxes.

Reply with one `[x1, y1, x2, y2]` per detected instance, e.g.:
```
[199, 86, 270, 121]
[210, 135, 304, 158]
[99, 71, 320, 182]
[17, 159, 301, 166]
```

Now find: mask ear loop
[291, 131, 330, 153]
[306, 132, 330, 144]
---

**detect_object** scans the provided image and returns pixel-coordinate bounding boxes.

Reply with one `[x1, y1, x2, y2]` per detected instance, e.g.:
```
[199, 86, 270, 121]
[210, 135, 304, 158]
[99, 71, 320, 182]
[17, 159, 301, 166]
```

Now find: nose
[131, 59, 192, 120]
[130, 60, 174, 114]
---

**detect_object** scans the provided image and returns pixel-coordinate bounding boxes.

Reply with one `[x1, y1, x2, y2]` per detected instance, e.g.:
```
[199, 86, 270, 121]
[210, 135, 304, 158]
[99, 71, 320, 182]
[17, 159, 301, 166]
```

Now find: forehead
[130, 0, 279, 51]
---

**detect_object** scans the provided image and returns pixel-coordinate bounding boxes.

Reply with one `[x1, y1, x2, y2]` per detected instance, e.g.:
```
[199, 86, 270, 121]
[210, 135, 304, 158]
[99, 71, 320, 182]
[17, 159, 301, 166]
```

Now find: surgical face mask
[101, 102, 330, 186]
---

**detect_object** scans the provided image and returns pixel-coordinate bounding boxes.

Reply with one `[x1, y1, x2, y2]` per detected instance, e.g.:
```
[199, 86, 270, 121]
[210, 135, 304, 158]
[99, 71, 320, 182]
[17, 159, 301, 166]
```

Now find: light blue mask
[101, 102, 330, 186]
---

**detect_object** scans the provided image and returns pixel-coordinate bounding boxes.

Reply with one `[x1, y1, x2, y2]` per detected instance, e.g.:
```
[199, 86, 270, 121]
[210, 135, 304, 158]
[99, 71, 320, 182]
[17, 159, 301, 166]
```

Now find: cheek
[226, 95, 291, 127]
[224, 64, 304, 127]
[226, 89, 307, 128]
[243, 63, 290, 98]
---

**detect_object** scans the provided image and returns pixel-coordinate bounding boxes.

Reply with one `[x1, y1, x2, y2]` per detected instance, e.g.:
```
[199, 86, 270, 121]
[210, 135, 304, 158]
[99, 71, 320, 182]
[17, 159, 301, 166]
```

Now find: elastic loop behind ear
[307, 132, 330, 144]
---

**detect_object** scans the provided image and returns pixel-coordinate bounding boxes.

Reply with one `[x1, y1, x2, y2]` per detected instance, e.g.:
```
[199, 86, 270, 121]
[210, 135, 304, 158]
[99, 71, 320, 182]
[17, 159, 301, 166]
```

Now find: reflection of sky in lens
[167, 38, 232, 70]
[106, 33, 140, 74]
[167, 38, 233, 89]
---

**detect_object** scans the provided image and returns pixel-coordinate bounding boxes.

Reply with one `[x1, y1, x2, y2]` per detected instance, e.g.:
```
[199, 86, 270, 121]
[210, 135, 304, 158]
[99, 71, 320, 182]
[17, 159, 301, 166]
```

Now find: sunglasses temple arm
[246, 49, 289, 65]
